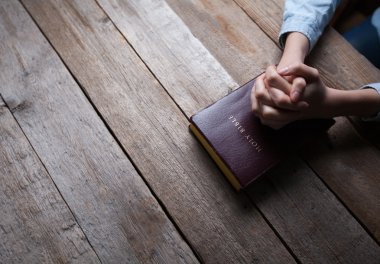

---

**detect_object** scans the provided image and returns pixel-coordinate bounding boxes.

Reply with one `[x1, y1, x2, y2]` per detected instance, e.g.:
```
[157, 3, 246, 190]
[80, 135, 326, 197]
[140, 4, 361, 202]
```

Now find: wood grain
[19, 0, 295, 263]
[302, 117, 380, 241]
[166, 0, 281, 85]
[248, 157, 380, 263]
[97, 0, 281, 115]
[234, 0, 380, 242]
[0, 98, 100, 264]
[95, 0, 380, 261]
[0, 1, 198, 263]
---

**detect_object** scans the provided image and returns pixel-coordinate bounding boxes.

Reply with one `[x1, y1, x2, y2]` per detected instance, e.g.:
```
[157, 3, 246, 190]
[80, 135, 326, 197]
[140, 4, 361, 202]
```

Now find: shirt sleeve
[279, 0, 341, 52]
[361, 83, 380, 121]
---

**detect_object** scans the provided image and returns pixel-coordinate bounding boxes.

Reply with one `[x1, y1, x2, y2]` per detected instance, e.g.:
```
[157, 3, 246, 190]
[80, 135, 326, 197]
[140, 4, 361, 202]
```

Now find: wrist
[278, 32, 309, 69]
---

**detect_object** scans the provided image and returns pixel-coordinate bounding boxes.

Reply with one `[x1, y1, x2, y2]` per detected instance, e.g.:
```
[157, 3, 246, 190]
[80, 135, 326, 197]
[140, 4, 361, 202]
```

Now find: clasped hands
[251, 63, 330, 129]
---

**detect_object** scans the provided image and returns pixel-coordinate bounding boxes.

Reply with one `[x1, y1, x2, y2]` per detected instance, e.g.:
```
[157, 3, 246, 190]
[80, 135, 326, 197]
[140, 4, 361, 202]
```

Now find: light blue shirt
[279, 0, 341, 51]
[279, 0, 380, 121]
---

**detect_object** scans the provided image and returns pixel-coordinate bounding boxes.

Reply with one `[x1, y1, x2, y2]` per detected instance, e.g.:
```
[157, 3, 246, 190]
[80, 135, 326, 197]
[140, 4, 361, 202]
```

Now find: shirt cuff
[361, 83, 380, 121]
[279, 16, 323, 53]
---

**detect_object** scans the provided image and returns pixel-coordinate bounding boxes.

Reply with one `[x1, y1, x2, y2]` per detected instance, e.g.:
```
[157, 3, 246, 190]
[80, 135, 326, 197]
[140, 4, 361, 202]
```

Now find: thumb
[290, 77, 306, 103]
[278, 63, 319, 82]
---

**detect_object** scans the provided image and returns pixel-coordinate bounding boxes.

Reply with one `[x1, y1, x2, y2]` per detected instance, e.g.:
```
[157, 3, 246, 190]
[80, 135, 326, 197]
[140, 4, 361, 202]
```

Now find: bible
[189, 78, 334, 190]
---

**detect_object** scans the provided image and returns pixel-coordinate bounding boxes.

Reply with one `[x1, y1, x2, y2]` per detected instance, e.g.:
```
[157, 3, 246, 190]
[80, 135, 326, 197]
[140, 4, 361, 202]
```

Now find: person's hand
[253, 62, 380, 127]
[277, 63, 330, 116]
[251, 63, 333, 129]
[282, 63, 380, 119]
[250, 32, 311, 129]
[250, 65, 309, 129]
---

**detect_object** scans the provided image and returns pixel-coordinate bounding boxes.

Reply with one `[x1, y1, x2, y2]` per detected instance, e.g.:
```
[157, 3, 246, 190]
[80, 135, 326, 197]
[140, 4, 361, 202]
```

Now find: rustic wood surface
[248, 157, 380, 263]
[0, 1, 198, 263]
[1, 0, 379, 263]
[0, 97, 100, 263]
[20, 0, 295, 262]
[302, 117, 380, 241]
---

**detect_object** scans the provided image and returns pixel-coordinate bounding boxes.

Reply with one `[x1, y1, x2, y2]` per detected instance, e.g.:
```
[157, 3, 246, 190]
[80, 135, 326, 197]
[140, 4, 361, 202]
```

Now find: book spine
[189, 123, 241, 191]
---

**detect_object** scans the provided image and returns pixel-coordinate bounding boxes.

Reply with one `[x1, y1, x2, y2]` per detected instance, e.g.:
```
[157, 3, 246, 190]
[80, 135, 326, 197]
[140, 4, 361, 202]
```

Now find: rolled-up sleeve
[279, 0, 341, 52]
[361, 83, 380, 121]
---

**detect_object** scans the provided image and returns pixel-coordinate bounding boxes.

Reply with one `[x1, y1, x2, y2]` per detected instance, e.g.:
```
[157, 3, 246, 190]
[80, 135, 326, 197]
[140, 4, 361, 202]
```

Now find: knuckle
[267, 70, 276, 80]
[294, 77, 306, 87]
[293, 62, 303, 70]
[266, 74, 277, 86]
[255, 89, 266, 100]
[265, 66, 278, 82]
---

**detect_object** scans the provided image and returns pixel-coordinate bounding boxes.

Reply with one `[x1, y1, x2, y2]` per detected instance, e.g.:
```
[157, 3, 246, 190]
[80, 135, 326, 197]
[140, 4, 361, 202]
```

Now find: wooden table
[1, 0, 380, 263]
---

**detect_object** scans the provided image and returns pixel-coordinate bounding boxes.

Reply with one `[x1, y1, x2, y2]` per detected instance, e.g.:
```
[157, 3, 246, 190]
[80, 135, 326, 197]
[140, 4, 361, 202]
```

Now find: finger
[265, 65, 292, 95]
[250, 86, 259, 114]
[251, 75, 267, 113]
[290, 77, 307, 103]
[254, 75, 273, 105]
[257, 104, 295, 129]
[284, 75, 295, 83]
[278, 63, 319, 82]
[259, 104, 302, 122]
[250, 74, 262, 110]
[268, 87, 308, 110]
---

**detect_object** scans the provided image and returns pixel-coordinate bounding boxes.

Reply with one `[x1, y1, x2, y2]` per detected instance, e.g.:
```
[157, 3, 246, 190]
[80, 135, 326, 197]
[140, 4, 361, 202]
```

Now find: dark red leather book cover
[190, 78, 334, 190]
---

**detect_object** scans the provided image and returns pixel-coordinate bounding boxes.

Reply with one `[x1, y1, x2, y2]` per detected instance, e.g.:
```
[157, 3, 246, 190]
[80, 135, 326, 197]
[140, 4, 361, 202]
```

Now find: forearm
[324, 88, 380, 118]
[278, 32, 309, 69]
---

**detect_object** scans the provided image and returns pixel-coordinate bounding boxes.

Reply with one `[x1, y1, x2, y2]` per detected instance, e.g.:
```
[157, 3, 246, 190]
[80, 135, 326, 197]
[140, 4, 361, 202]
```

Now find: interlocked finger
[254, 75, 273, 106]
[290, 77, 307, 102]
[268, 87, 308, 111]
[265, 65, 292, 95]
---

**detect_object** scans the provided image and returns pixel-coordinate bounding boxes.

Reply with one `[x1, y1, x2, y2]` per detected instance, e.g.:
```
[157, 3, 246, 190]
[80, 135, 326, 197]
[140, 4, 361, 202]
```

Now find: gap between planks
[17, 1, 203, 261]
[2, 1, 200, 262]
[18, 0, 296, 262]
[19, 0, 380, 260]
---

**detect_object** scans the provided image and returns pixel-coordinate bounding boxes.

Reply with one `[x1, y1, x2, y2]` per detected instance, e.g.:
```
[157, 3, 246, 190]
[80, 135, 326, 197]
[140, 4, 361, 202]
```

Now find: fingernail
[278, 66, 289, 75]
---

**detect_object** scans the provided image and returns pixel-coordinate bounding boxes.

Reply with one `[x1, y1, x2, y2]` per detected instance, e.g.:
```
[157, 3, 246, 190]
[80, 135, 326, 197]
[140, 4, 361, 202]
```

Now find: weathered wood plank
[95, 0, 380, 261]
[95, 1, 377, 261]
[0, 98, 100, 264]
[0, 1, 198, 263]
[20, 0, 296, 262]
[234, 0, 380, 242]
[302, 117, 380, 241]
[98, 0, 281, 115]
[248, 157, 380, 263]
